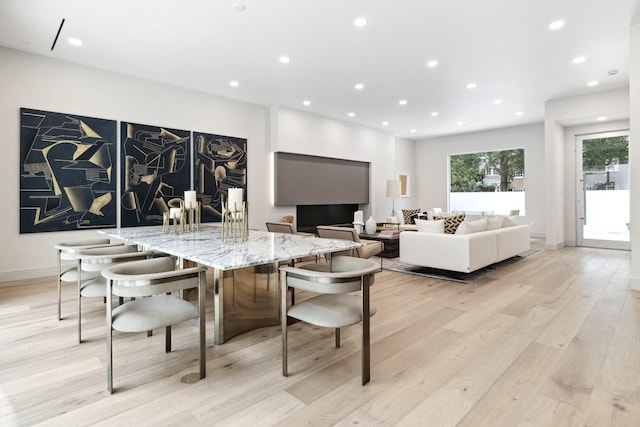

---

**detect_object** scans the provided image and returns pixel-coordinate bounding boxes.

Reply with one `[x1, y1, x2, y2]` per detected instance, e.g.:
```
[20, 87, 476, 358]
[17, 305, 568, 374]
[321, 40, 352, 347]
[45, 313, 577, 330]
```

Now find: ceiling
[1, 0, 638, 139]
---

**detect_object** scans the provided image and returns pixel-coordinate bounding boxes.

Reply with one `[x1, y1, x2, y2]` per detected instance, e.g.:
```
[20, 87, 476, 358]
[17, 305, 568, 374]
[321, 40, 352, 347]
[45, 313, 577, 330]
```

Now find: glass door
[576, 131, 630, 249]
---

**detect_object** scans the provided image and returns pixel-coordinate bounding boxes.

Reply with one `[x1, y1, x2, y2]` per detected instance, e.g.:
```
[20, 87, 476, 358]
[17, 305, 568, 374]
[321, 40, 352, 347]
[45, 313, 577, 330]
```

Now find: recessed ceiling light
[549, 20, 565, 30]
[354, 17, 368, 27]
[427, 60, 438, 68]
[398, 99, 407, 106]
[431, 112, 439, 117]
[232, 3, 246, 12]
[279, 56, 290, 64]
[494, 99, 503, 105]
[302, 100, 311, 106]
[229, 80, 239, 87]
[515, 111, 523, 116]
[587, 80, 599, 87]
[466, 82, 477, 89]
[410, 129, 417, 133]
[608, 69, 618, 76]
[348, 112, 355, 117]
[597, 116, 607, 121]
[67, 37, 83, 46]
[382, 121, 389, 126]
[572, 56, 587, 64]
[354, 83, 364, 90]
[457, 121, 466, 126]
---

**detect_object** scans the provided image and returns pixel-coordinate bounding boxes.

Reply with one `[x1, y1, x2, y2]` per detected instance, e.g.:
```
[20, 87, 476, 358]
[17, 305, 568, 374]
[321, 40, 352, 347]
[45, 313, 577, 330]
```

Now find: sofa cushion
[486, 216, 503, 230]
[434, 213, 465, 234]
[501, 215, 519, 227]
[455, 218, 488, 235]
[402, 208, 421, 225]
[415, 219, 444, 233]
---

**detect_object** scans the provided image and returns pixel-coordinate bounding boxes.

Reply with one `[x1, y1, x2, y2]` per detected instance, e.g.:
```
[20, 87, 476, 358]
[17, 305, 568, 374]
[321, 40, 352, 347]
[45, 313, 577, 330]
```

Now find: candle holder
[222, 199, 248, 243]
[163, 201, 189, 235]
[183, 202, 201, 232]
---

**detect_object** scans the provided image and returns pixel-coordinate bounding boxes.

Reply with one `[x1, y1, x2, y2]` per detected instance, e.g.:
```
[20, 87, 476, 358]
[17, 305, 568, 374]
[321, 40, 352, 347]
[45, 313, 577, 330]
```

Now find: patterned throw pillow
[402, 208, 421, 224]
[434, 213, 466, 234]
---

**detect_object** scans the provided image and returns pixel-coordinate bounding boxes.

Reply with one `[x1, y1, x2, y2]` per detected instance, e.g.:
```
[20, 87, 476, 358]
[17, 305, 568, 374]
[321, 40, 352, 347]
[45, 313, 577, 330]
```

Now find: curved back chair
[279, 256, 379, 385]
[54, 238, 117, 320]
[74, 245, 162, 343]
[316, 225, 383, 259]
[266, 221, 296, 233]
[101, 257, 207, 393]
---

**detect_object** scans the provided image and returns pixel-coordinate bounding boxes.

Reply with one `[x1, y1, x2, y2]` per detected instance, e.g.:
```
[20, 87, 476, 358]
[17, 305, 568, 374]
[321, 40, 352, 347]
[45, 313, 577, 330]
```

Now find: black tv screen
[296, 204, 358, 233]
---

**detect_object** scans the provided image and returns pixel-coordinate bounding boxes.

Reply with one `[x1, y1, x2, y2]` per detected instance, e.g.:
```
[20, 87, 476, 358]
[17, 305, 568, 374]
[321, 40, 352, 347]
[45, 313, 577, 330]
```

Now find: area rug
[379, 249, 537, 283]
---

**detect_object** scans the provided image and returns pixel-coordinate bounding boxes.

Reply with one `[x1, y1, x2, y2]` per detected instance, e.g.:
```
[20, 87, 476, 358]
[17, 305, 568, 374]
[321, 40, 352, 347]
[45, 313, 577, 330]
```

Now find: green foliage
[582, 136, 628, 172]
[450, 153, 484, 192]
[450, 149, 524, 192]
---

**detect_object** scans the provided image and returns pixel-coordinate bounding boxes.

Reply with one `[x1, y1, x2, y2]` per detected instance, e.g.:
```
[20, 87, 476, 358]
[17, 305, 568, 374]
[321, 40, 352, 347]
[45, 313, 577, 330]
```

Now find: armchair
[316, 226, 383, 259]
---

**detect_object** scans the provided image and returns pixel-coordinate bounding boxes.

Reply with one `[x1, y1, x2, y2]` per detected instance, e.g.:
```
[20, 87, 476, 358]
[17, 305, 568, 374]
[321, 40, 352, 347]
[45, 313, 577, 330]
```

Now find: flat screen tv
[296, 204, 358, 234]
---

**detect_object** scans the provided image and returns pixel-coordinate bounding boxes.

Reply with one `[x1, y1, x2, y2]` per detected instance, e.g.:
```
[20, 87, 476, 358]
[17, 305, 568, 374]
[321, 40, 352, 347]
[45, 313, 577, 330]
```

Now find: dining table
[100, 223, 361, 344]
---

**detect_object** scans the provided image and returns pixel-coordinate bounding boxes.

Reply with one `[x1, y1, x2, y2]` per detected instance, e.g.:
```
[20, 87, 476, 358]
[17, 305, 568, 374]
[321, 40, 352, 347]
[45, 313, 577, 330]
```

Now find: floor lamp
[386, 179, 401, 221]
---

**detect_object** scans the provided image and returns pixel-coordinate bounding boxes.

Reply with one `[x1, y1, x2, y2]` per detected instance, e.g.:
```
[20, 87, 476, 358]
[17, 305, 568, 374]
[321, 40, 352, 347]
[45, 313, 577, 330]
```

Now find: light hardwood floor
[1, 242, 639, 426]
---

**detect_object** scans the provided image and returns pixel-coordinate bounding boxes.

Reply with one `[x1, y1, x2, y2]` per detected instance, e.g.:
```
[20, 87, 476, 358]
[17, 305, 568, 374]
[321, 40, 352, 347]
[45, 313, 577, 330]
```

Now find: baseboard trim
[631, 276, 640, 291]
[0, 266, 56, 283]
[544, 241, 565, 251]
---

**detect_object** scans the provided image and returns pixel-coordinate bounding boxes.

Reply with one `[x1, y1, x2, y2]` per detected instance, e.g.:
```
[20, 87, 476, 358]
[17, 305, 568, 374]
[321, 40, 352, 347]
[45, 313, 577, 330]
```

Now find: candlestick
[184, 191, 197, 209]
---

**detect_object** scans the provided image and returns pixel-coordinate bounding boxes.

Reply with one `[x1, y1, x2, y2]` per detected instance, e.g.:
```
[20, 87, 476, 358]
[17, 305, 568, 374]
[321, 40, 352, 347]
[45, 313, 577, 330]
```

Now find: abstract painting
[121, 122, 190, 227]
[19, 108, 117, 233]
[193, 132, 247, 222]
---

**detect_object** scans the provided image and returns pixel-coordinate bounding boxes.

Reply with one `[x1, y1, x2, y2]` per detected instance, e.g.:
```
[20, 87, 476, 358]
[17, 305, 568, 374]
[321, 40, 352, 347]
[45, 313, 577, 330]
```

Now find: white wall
[393, 137, 416, 215]
[415, 123, 546, 238]
[0, 47, 396, 281]
[269, 107, 397, 221]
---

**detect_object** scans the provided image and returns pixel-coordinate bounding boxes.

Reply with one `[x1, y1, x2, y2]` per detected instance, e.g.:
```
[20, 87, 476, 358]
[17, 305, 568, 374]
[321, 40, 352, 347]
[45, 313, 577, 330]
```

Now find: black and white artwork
[19, 108, 117, 233]
[121, 122, 191, 227]
[193, 132, 247, 222]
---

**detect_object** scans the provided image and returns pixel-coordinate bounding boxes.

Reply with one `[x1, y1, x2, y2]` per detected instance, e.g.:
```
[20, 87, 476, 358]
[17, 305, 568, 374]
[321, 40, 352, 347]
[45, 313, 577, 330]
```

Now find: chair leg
[165, 325, 171, 353]
[199, 271, 206, 380]
[77, 259, 82, 344]
[361, 276, 371, 385]
[281, 270, 288, 377]
[106, 279, 114, 394]
[57, 250, 62, 321]
[148, 330, 153, 337]
[335, 328, 341, 348]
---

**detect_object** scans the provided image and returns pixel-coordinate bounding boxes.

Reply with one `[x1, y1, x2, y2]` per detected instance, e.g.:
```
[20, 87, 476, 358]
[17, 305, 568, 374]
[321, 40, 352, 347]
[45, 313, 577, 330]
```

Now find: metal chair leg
[165, 326, 171, 353]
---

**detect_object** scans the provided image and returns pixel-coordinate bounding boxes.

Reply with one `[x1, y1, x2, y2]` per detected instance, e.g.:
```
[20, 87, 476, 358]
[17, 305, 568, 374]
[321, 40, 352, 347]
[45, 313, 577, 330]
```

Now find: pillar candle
[184, 191, 197, 209]
[170, 207, 181, 219]
[228, 188, 243, 212]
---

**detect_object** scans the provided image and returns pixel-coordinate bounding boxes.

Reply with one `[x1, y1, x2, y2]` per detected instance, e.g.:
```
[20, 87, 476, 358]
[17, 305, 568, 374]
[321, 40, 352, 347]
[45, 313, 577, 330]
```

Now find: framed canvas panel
[396, 172, 410, 197]
[121, 122, 191, 227]
[193, 132, 247, 222]
[19, 108, 117, 233]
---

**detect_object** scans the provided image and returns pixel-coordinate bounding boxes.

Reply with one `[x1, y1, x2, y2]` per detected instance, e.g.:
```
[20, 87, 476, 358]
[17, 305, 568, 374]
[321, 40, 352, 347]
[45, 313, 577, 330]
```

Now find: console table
[100, 224, 361, 344]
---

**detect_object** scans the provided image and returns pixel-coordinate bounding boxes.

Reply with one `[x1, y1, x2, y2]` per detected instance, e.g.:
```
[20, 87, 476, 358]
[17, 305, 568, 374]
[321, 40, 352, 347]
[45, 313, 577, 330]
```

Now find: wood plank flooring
[1, 242, 639, 426]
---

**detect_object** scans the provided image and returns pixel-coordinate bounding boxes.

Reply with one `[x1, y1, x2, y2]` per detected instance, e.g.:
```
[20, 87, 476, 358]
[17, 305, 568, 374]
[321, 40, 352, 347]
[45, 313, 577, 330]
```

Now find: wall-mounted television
[274, 152, 369, 205]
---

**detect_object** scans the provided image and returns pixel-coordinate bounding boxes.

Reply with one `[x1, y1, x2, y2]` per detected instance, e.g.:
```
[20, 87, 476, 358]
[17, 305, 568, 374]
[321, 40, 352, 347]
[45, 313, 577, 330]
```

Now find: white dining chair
[101, 257, 207, 393]
[279, 256, 379, 385]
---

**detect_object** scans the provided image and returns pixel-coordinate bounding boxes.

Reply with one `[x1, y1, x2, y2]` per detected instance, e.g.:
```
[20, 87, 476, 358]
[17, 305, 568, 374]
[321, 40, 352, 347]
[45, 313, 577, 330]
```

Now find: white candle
[228, 188, 243, 212]
[170, 207, 181, 219]
[184, 191, 197, 209]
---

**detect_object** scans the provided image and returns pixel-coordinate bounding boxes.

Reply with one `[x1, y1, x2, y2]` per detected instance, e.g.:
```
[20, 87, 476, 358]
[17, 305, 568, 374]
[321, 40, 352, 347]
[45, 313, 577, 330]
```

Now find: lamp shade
[386, 180, 401, 198]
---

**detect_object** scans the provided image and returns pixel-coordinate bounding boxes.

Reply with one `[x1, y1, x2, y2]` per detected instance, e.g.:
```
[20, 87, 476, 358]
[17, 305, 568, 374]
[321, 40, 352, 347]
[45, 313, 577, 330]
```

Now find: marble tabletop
[99, 224, 362, 271]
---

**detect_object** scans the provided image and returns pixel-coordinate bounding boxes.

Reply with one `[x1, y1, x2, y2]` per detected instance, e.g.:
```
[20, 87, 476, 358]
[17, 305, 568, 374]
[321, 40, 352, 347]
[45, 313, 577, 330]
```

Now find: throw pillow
[455, 218, 488, 235]
[415, 218, 444, 234]
[402, 208, 421, 225]
[485, 216, 502, 230]
[501, 215, 519, 227]
[434, 213, 465, 234]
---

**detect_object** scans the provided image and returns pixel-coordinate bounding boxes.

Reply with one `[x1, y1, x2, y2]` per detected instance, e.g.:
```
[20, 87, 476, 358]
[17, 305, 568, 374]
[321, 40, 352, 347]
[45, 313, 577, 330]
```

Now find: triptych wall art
[19, 108, 247, 234]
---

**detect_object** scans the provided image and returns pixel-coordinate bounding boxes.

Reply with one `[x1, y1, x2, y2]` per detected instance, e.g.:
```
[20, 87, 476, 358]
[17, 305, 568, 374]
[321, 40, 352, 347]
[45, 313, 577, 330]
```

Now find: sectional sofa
[399, 220, 530, 273]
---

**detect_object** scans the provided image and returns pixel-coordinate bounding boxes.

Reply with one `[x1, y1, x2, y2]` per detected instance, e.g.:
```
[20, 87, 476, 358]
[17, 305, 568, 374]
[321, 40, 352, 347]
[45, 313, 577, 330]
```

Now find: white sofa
[399, 224, 530, 273]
